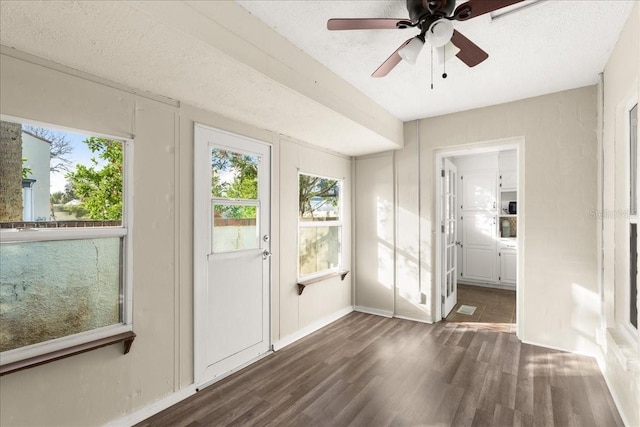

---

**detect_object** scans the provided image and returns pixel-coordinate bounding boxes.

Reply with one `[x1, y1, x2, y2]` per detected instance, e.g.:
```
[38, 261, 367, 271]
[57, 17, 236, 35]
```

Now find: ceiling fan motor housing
[406, 0, 456, 23]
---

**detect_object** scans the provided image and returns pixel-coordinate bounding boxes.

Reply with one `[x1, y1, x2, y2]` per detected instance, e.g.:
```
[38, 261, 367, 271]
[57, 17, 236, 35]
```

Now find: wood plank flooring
[138, 312, 623, 427]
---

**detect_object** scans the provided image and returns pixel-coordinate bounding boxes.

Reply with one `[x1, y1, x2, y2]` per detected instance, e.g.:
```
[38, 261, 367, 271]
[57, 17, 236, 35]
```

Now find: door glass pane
[212, 204, 258, 253]
[211, 148, 259, 200]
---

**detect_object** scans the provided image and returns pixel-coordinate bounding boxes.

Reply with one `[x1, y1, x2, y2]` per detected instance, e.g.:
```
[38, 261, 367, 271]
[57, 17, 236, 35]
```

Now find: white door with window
[194, 124, 271, 386]
[442, 158, 458, 318]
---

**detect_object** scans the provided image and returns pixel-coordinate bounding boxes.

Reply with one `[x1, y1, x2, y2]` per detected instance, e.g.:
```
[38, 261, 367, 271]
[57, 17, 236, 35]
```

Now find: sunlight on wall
[420, 217, 432, 310]
[571, 282, 600, 349]
[375, 197, 395, 290]
[377, 242, 394, 289]
[397, 206, 422, 304]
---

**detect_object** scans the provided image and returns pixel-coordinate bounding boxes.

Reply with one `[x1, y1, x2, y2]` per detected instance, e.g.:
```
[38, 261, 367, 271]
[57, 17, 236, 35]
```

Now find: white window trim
[616, 92, 639, 346]
[297, 172, 344, 281]
[0, 117, 134, 365]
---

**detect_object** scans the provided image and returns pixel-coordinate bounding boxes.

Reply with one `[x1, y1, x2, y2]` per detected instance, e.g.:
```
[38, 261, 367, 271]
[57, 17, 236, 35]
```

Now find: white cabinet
[500, 171, 517, 191]
[499, 247, 517, 284]
[462, 212, 497, 282]
[455, 150, 517, 288]
[461, 171, 497, 211]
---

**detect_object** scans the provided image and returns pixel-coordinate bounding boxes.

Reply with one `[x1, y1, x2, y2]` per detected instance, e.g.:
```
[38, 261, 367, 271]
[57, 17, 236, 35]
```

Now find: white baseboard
[394, 314, 434, 324]
[104, 384, 196, 427]
[273, 306, 353, 351]
[458, 281, 516, 291]
[354, 306, 393, 318]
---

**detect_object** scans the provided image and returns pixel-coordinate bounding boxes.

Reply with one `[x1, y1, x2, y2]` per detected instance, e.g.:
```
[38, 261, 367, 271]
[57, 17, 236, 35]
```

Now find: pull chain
[430, 45, 434, 90]
[442, 43, 448, 79]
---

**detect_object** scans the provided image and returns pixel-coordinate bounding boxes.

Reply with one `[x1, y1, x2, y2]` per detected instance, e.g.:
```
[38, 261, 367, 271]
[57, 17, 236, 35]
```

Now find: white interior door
[194, 124, 271, 386]
[442, 158, 458, 318]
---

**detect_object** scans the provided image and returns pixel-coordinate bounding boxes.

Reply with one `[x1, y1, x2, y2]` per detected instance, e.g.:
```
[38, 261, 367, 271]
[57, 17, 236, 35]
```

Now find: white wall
[0, 49, 352, 426]
[355, 86, 600, 351]
[354, 152, 395, 317]
[600, 3, 640, 426]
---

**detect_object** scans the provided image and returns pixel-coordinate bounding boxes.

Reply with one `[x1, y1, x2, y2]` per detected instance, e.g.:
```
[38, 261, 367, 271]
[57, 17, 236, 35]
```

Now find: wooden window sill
[297, 270, 349, 295]
[0, 331, 136, 376]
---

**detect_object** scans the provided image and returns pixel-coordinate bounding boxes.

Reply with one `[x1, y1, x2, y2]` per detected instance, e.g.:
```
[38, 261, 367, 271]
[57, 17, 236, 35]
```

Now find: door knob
[262, 249, 272, 260]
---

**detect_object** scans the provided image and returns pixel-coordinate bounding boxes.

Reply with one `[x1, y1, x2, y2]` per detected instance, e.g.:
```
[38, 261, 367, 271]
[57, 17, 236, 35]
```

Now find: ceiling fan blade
[327, 18, 409, 31]
[450, 30, 488, 67]
[372, 38, 414, 77]
[453, 0, 524, 21]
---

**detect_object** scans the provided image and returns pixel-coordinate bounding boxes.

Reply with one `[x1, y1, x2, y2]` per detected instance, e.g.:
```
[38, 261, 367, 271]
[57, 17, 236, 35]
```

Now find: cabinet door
[461, 171, 497, 211]
[500, 171, 517, 191]
[463, 247, 496, 282]
[461, 212, 497, 282]
[500, 249, 517, 284]
[462, 212, 496, 248]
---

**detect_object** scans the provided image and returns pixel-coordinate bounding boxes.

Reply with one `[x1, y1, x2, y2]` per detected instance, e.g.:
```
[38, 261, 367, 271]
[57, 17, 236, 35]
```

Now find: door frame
[434, 137, 524, 338]
[193, 123, 273, 388]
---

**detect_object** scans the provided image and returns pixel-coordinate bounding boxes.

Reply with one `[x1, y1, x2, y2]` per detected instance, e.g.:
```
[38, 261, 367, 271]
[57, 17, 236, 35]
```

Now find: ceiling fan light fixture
[398, 36, 425, 65]
[436, 40, 460, 64]
[427, 19, 454, 48]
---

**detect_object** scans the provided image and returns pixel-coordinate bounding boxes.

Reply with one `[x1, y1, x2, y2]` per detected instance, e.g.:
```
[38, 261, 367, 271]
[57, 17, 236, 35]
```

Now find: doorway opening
[435, 138, 523, 336]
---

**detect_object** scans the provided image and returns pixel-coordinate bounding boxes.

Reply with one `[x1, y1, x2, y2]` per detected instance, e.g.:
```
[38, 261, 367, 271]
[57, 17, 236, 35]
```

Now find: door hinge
[461, 216, 463, 221]
[499, 276, 502, 281]
[460, 175, 463, 180]
[441, 169, 445, 177]
[499, 252, 501, 257]
[441, 224, 445, 233]
[441, 295, 445, 304]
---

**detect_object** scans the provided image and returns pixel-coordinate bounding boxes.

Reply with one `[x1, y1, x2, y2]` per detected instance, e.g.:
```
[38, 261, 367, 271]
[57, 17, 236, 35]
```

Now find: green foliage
[299, 175, 339, 220]
[211, 149, 258, 219]
[21, 157, 32, 179]
[66, 137, 123, 220]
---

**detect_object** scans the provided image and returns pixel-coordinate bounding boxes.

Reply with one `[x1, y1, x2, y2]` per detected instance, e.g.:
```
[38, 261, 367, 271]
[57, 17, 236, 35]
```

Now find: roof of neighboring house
[22, 130, 52, 145]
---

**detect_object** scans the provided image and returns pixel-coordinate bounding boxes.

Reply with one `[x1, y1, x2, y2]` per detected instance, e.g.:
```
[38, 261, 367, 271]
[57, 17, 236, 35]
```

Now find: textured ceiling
[0, 1, 634, 157]
[237, 0, 635, 121]
[0, 1, 401, 156]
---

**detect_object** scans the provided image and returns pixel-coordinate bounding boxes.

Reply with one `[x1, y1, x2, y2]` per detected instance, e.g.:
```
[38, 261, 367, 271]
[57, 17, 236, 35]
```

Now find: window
[298, 173, 342, 278]
[0, 118, 132, 365]
[630, 104, 638, 330]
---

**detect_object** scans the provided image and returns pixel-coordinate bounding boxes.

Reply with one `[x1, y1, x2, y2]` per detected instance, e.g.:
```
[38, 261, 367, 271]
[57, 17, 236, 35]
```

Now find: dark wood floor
[446, 284, 516, 325]
[138, 312, 623, 427]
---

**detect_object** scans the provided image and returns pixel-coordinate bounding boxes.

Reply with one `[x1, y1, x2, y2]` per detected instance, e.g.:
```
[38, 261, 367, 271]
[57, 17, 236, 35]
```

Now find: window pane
[631, 224, 638, 329]
[299, 175, 340, 221]
[631, 104, 638, 216]
[0, 237, 122, 352]
[212, 204, 258, 253]
[0, 121, 124, 227]
[299, 226, 341, 276]
[211, 148, 258, 200]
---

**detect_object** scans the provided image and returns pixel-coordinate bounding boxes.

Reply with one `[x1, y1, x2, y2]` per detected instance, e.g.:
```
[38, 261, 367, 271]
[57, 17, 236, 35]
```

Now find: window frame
[297, 172, 344, 281]
[0, 115, 134, 365]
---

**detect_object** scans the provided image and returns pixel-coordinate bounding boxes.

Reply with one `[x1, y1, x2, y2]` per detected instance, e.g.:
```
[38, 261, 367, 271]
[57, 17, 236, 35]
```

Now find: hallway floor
[446, 284, 516, 327]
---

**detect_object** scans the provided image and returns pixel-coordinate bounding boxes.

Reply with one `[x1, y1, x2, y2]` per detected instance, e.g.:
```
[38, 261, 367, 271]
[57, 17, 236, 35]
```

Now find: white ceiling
[237, 0, 635, 121]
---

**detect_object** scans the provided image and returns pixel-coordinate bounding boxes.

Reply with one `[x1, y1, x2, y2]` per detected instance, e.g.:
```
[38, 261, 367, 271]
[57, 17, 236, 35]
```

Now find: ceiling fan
[327, 0, 524, 77]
